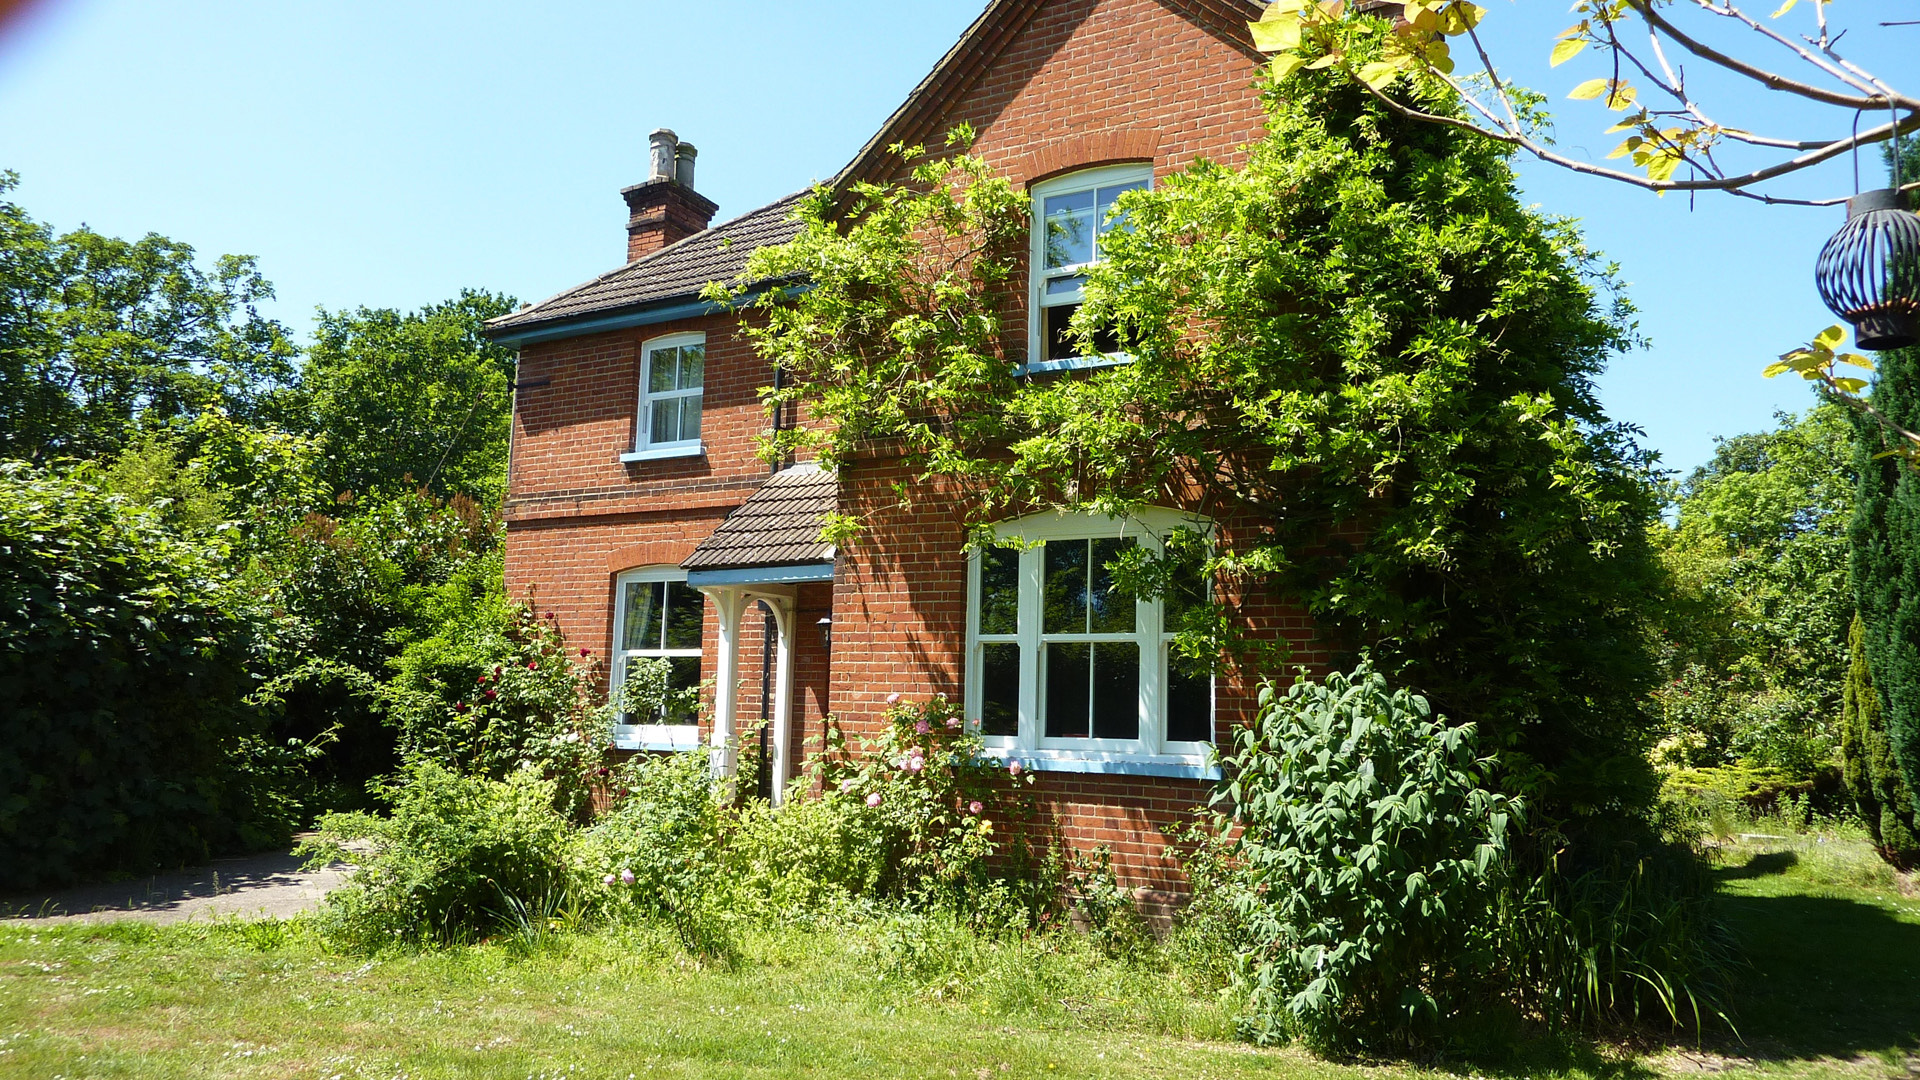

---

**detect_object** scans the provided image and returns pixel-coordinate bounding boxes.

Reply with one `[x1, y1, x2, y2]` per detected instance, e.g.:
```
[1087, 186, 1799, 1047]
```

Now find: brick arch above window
[1016, 130, 1162, 189]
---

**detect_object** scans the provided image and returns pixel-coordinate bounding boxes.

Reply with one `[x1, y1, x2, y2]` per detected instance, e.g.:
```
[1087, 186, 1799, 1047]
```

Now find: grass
[1672, 820, 1920, 1078]
[0, 826, 1913, 1079]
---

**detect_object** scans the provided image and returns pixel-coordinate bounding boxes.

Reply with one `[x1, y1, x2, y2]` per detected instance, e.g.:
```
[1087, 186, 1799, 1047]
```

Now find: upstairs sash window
[1029, 165, 1151, 367]
[636, 332, 705, 451]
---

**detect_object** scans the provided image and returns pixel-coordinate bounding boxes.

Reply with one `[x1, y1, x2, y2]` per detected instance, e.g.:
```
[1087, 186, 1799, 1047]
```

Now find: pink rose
[906, 754, 925, 773]
[914, 720, 931, 735]
[620, 868, 636, 885]
[945, 718, 962, 730]
[886, 692, 902, 705]
[968, 801, 983, 815]
[866, 792, 883, 808]
[1007, 759, 1023, 776]
[603, 874, 616, 886]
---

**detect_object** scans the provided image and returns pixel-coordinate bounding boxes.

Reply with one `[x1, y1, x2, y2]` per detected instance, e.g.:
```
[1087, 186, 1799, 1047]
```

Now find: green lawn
[0, 831, 1912, 1080]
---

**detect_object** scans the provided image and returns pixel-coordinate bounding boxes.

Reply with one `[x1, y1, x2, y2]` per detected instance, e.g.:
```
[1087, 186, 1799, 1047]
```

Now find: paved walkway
[0, 841, 353, 925]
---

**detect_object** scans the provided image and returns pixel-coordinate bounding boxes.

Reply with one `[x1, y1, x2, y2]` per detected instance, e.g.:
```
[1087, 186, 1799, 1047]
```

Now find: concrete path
[0, 840, 353, 925]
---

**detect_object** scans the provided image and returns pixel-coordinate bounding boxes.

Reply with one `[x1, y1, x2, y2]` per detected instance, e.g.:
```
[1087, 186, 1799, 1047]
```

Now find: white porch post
[766, 596, 796, 805]
[700, 586, 747, 783]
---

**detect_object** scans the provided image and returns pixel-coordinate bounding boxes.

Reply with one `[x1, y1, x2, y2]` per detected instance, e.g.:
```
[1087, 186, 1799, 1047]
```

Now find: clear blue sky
[2, 0, 1913, 477]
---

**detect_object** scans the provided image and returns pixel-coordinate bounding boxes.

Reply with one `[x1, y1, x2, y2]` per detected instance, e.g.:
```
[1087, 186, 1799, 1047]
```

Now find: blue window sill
[621, 443, 704, 463]
[979, 751, 1219, 780]
[1014, 353, 1134, 377]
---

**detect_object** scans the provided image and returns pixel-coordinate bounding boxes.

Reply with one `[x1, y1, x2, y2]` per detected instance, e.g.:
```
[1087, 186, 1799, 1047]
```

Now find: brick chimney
[622, 128, 719, 262]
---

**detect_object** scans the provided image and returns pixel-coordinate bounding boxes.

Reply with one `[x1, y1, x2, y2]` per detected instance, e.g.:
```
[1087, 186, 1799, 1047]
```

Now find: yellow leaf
[1604, 82, 1638, 110]
[1304, 52, 1342, 69]
[1270, 52, 1309, 79]
[1606, 137, 1638, 159]
[1834, 377, 1870, 393]
[1646, 153, 1681, 182]
[1569, 78, 1609, 100]
[1814, 324, 1847, 351]
[1357, 61, 1403, 90]
[1762, 361, 1792, 378]
[1250, 15, 1304, 51]
[1771, 0, 1797, 15]
[1840, 353, 1877, 372]
[1550, 38, 1587, 66]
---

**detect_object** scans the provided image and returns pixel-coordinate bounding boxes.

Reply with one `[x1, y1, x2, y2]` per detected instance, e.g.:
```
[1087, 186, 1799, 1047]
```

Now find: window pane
[1095, 180, 1148, 238]
[981, 642, 1020, 737]
[678, 345, 704, 390]
[1044, 272, 1087, 298]
[1044, 642, 1091, 738]
[1043, 189, 1095, 268]
[979, 546, 1020, 635]
[1167, 659, 1212, 743]
[1045, 304, 1081, 360]
[649, 347, 678, 393]
[666, 655, 702, 724]
[651, 398, 680, 444]
[1043, 540, 1089, 634]
[663, 581, 704, 650]
[621, 581, 664, 651]
[1091, 642, 1139, 741]
[1088, 537, 1136, 633]
[680, 395, 702, 441]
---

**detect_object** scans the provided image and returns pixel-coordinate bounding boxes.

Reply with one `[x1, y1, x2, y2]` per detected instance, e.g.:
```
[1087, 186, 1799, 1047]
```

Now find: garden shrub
[299, 760, 579, 950]
[384, 588, 609, 821]
[0, 463, 299, 890]
[818, 695, 1053, 919]
[581, 748, 735, 957]
[1840, 613, 1920, 867]
[1215, 663, 1520, 1050]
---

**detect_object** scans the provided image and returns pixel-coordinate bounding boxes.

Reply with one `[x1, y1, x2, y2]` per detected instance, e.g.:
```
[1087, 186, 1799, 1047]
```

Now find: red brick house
[484, 0, 1319, 891]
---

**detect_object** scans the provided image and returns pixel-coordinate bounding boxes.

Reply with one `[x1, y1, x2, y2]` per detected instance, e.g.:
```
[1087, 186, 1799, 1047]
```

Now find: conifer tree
[1848, 143, 1920, 836]
[1841, 614, 1919, 867]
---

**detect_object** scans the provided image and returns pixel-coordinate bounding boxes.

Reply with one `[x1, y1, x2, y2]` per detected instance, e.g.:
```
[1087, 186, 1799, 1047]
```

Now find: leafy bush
[819, 695, 1051, 917]
[1215, 663, 1521, 1050]
[581, 748, 734, 957]
[300, 760, 578, 950]
[0, 464, 298, 890]
[385, 589, 608, 820]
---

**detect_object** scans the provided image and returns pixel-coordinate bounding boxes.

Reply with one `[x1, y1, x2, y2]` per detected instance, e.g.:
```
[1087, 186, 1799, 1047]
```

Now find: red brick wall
[504, 0, 1295, 893]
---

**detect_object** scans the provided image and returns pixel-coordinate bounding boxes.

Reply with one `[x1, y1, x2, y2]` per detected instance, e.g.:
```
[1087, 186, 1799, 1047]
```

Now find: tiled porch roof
[681, 464, 837, 571]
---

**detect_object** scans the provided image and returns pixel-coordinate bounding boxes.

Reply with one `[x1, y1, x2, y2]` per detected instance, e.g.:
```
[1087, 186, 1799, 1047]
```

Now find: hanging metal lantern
[1816, 187, 1920, 351]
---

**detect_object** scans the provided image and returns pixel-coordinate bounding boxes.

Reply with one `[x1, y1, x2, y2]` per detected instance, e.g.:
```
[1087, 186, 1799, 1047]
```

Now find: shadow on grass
[1711, 850, 1798, 881]
[1709, 890, 1920, 1064]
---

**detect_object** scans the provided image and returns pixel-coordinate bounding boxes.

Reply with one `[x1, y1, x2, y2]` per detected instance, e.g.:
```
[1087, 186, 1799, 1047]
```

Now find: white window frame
[964, 507, 1215, 777]
[1025, 164, 1153, 375]
[630, 331, 706, 459]
[610, 565, 704, 751]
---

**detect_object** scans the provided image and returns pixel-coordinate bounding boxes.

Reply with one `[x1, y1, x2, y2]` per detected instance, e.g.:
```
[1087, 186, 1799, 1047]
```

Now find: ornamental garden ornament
[1816, 183, 1920, 352]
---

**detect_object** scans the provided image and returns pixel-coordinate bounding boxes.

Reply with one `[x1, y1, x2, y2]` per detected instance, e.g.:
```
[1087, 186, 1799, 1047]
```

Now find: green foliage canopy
[289, 290, 518, 504]
[0, 173, 295, 462]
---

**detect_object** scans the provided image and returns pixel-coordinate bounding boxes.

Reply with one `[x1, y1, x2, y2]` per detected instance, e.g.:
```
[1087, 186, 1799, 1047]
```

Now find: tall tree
[1651, 406, 1854, 774]
[0, 173, 296, 462]
[1841, 614, 1919, 866]
[1850, 141, 1920, 822]
[290, 290, 518, 504]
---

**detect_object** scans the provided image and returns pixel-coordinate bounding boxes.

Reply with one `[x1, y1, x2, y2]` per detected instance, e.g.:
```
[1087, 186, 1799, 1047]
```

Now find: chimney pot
[648, 128, 679, 182]
[674, 142, 698, 190]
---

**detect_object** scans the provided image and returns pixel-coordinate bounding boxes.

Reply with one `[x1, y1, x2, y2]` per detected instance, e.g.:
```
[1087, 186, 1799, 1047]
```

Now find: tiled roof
[485, 191, 808, 335]
[681, 464, 837, 571]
